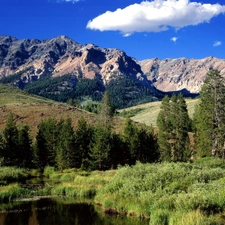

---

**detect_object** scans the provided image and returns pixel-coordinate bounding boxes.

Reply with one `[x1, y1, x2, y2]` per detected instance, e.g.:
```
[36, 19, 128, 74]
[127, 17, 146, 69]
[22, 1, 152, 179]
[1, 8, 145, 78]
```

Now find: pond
[0, 198, 149, 225]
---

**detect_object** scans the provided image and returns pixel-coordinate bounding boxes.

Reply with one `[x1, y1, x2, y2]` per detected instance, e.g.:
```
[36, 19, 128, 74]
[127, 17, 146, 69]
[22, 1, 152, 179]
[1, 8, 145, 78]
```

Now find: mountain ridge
[1, 35, 225, 100]
[139, 56, 225, 93]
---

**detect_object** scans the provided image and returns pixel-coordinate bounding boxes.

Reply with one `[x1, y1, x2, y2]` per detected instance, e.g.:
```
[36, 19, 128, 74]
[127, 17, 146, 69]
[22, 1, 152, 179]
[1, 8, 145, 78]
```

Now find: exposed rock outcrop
[139, 57, 225, 93]
[0, 35, 151, 89]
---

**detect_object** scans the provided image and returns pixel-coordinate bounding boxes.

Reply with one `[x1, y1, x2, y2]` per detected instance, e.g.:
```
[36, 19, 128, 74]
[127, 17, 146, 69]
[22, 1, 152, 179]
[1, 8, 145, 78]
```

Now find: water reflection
[0, 198, 149, 225]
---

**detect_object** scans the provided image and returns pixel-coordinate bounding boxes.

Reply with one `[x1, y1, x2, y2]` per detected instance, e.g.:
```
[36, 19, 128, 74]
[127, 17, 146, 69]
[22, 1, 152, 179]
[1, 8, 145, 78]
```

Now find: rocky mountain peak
[1, 35, 225, 96]
[139, 56, 225, 94]
[0, 35, 153, 91]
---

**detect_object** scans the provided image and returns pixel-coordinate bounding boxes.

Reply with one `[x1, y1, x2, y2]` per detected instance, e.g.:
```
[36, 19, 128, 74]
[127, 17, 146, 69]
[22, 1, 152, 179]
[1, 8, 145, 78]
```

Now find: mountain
[0, 35, 158, 108]
[139, 57, 225, 94]
[1, 35, 225, 108]
[0, 35, 151, 86]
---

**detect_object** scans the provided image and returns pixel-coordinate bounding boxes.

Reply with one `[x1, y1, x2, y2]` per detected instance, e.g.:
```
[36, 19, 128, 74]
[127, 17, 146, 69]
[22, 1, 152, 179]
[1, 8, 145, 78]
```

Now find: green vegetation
[0, 83, 55, 106]
[0, 113, 158, 171]
[24, 74, 78, 102]
[106, 76, 159, 109]
[118, 98, 199, 126]
[3, 72, 159, 109]
[193, 69, 225, 158]
[0, 183, 29, 203]
[1, 159, 225, 224]
[95, 159, 225, 224]
[99, 91, 115, 127]
[157, 93, 191, 162]
[0, 167, 28, 183]
[2, 69, 225, 224]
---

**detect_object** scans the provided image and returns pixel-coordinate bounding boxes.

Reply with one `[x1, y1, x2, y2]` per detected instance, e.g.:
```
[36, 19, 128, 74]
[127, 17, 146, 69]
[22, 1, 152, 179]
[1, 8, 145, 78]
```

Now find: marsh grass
[150, 209, 169, 225]
[0, 183, 29, 203]
[0, 167, 29, 182]
[43, 168, 114, 199]
[2, 159, 225, 223]
[95, 159, 225, 223]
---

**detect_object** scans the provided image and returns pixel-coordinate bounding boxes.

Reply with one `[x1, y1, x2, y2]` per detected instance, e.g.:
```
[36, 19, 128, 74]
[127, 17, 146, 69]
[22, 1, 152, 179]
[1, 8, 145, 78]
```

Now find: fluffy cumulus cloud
[86, 0, 225, 35]
[213, 41, 222, 47]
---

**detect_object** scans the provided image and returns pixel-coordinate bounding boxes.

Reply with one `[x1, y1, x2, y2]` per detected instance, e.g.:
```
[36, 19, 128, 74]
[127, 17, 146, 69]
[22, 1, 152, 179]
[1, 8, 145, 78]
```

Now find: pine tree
[2, 113, 20, 166]
[34, 118, 58, 170]
[110, 132, 129, 168]
[56, 118, 76, 171]
[99, 91, 115, 127]
[74, 117, 93, 169]
[157, 94, 191, 162]
[136, 126, 159, 163]
[173, 93, 190, 161]
[89, 124, 112, 170]
[123, 118, 139, 165]
[157, 95, 172, 161]
[193, 69, 225, 158]
[18, 125, 33, 168]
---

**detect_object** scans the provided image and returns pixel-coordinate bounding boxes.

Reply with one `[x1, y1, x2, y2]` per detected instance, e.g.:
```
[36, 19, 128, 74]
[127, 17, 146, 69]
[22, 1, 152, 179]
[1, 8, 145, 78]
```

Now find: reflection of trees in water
[1, 199, 149, 225]
[35, 199, 98, 225]
[1, 201, 32, 225]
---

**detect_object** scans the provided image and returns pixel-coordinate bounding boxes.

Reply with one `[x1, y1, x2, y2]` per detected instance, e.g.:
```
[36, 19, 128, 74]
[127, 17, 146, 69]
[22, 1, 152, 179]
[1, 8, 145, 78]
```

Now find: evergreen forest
[0, 71, 160, 109]
[1, 69, 225, 170]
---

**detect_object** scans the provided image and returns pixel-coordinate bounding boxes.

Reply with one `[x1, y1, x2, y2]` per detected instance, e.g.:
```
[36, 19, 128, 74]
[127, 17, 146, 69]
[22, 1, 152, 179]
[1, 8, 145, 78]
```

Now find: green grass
[118, 98, 199, 126]
[0, 83, 55, 106]
[2, 159, 225, 224]
[0, 183, 29, 203]
[41, 167, 115, 199]
[95, 158, 225, 223]
[1, 159, 225, 225]
[0, 167, 30, 183]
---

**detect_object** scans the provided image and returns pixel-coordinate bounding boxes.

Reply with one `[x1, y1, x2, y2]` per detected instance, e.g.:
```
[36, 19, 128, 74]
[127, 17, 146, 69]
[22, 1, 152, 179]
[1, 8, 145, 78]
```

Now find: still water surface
[0, 198, 149, 225]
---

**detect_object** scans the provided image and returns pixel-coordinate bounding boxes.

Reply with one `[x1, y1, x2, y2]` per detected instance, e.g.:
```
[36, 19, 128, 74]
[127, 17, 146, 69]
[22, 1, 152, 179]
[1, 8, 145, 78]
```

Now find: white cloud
[86, 0, 225, 36]
[171, 37, 178, 42]
[213, 41, 222, 47]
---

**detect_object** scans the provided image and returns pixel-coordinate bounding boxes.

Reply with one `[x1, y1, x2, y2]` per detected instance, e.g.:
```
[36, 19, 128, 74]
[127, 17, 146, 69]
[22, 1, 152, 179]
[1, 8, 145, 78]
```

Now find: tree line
[0, 69, 224, 170]
[0, 114, 158, 171]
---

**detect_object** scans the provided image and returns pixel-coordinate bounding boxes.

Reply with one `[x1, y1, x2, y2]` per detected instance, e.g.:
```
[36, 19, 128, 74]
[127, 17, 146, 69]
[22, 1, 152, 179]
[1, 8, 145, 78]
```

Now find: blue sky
[0, 0, 225, 60]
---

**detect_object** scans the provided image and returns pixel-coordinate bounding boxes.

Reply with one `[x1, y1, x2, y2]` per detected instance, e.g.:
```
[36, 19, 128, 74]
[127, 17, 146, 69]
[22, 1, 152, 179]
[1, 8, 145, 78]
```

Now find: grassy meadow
[118, 98, 199, 126]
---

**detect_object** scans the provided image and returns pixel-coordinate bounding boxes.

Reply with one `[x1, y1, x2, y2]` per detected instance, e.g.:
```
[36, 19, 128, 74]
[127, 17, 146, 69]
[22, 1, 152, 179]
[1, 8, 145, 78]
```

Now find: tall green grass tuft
[150, 209, 169, 225]
[0, 183, 29, 203]
[44, 168, 115, 199]
[0, 167, 28, 183]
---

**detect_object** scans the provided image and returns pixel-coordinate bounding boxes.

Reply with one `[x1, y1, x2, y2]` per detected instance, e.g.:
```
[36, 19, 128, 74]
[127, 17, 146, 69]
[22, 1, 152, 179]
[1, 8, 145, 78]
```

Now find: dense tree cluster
[106, 76, 159, 109]
[0, 115, 158, 171]
[157, 93, 191, 162]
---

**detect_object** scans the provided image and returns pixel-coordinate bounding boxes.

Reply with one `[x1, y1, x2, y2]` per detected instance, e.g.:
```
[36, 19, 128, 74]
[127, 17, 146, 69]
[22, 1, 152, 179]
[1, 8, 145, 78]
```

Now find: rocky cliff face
[139, 57, 225, 94]
[0, 35, 151, 88]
